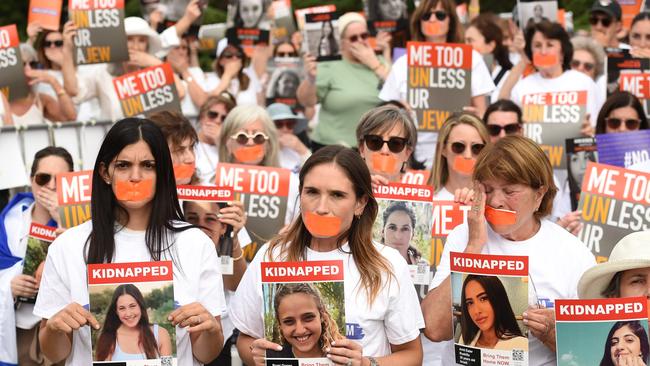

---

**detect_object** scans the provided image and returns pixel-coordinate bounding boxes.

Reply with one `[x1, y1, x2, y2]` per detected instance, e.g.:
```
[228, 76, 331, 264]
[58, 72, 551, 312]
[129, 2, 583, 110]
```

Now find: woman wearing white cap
[296, 12, 392, 150]
[59, 1, 202, 121]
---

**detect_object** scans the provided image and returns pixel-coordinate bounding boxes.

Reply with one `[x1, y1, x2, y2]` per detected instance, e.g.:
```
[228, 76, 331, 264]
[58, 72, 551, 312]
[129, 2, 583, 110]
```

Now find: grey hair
[218, 105, 280, 167]
[571, 35, 606, 79]
[356, 105, 418, 148]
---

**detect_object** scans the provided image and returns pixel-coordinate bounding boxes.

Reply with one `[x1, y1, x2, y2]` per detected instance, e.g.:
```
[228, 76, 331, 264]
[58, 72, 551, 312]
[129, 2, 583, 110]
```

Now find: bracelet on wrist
[232, 249, 245, 262]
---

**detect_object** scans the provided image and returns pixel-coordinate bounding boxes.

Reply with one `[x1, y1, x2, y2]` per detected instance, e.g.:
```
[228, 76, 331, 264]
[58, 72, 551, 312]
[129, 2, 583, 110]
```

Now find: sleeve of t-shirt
[33, 239, 73, 319]
[379, 55, 406, 102]
[316, 62, 333, 103]
[429, 224, 469, 289]
[229, 244, 266, 339]
[470, 49, 496, 98]
[196, 234, 227, 317]
[284, 173, 300, 225]
[567, 244, 597, 298]
[71, 71, 98, 104]
[383, 250, 425, 344]
[510, 79, 523, 107]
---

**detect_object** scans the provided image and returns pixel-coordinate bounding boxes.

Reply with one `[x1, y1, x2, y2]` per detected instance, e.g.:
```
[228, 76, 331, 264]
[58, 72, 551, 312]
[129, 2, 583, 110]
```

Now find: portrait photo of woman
[380, 201, 427, 266]
[233, 0, 269, 29]
[600, 320, 649, 366]
[318, 20, 339, 58]
[457, 275, 528, 351]
[265, 283, 344, 359]
[95, 284, 173, 361]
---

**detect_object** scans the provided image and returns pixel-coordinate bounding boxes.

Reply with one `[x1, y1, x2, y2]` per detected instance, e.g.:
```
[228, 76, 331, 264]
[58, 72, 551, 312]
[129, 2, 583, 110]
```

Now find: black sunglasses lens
[471, 144, 485, 155]
[626, 119, 641, 130]
[487, 125, 502, 136]
[421, 11, 432, 21]
[253, 134, 267, 144]
[607, 118, 622, 129]
[235, 133, 249, 144]
[435, 11, 447, 21]
[387, 138, 406, 153]
[451, 142, 465, 154]
[35, 173, 52, 186]
[207, 111, 218, 119]
[365, 135, 384, 151]
[504, 124, 521, 134]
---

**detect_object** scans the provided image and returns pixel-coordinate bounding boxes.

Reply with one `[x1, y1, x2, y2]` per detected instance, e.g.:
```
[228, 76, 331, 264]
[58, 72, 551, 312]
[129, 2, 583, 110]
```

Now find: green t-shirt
[314, 59, 383, 147]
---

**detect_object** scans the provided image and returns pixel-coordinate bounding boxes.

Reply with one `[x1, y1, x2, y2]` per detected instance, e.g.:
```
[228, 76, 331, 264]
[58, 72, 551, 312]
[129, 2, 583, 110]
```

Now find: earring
[355, 213, 362, 220]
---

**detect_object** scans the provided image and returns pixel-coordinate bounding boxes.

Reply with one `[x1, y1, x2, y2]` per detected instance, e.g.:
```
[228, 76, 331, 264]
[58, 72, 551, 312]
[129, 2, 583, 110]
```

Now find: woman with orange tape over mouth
[428, 113, 489, 201]
[422, 136, 596, 365]
[356, 105, 417, 185]
[35, 118, 227, 366]
[232, 145, 424, 366]
[148, 110, 199, 186]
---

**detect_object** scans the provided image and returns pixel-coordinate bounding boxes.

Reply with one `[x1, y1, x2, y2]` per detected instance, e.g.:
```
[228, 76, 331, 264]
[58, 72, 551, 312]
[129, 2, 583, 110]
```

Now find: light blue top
[112, 324, 160, 361]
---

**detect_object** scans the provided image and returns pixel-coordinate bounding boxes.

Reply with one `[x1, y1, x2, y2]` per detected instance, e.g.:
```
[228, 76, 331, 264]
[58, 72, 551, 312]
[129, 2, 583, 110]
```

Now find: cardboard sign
[56, 170, 93, 228]
[596, 130, 650, 170]
[265, 57, 303, 109]
[270, 0, 296, 40]
[451, 252, 529, 365]
[619, 0, 644, 30]
[431, 201, 470, 274]
[577, 162, 650, 262]
[364, 0, 409, 47]
[214, 163, 291, 261]
[294, 5, 336, 30]
[304, 12, 340, 61]
[262, 260, 345, 365]
[401, 169, 430, 185]
[176, 185, 234, 202]
[28, 0, 63, 31]
[406, 42, 472, 132]
[521, 90, 586, 169]
[517, 0, 558, 29]
[606, 49, 650, 118]
[19, 231, 56, 303]
[28, 223, 57, 242]
[113, 63, 181, 117]
[555, 297, 649, 365]
[69, 0, 128, 65]
[0, 25, 29, 101]
[566, 137, 598, 211]
[88, 261, 176, 364]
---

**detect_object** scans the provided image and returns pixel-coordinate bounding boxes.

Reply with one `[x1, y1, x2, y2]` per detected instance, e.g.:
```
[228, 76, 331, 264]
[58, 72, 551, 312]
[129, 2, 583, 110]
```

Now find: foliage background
[262, 281, 345, 348]
[89, 282, 176, 359]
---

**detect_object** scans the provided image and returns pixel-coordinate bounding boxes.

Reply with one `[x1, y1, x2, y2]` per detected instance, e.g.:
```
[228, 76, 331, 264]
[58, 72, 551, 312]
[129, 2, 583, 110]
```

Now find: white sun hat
[124, 17, 163, 57]
[578, 231, 650, 299]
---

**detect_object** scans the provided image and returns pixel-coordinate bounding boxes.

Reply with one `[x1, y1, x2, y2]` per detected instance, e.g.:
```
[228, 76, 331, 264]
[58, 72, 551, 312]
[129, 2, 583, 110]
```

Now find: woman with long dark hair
[95, 284, 172, 360]
[232, 145, 423, 366]
[600, 321, 649, 366]
[458, 275, 526, 350]
[34, 118, 226, 365]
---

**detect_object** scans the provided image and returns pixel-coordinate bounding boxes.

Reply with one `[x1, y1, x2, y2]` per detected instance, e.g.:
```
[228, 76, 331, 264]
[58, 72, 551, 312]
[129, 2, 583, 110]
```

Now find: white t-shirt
[230, 242, 425, 357]
[194, 141, 220, 185]
[33, 221, 227, 366]
[490, 64, 511, 104]
[279, 147, 307, 173]
[379, 49, 495, 169]
[429, 219, 596, 365]
[204, 67, 262, 106]
[37, 66, 103, 122]
[510, 69, 601, 126]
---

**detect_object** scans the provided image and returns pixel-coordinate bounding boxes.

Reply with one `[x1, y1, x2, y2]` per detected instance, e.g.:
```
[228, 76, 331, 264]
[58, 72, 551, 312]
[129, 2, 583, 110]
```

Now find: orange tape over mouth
[115, 179, 154, 202]
[422, 21, 444, 37]
[532, 52, 559, 68]
[484, 205, 517, 226]
[453, 156, 475, 174]
[303, 211, 342, 237]
[173, 162, 195, 181]
[371, 153, 398, 174]
[233, 144, 265, 163]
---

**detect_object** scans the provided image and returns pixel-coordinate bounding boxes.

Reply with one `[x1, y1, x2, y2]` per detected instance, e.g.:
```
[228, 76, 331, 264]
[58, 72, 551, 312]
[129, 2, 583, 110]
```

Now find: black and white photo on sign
[266, 67, 302, 100]
[227, 0, 272, 30]
[366, 0, 409, 21]
[303, 16, 340, 59]
[517, 0, 558, 29]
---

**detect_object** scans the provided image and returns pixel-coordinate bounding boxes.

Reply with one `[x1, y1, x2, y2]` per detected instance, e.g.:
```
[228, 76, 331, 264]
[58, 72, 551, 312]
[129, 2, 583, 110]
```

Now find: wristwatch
[366, 356, 379, 366]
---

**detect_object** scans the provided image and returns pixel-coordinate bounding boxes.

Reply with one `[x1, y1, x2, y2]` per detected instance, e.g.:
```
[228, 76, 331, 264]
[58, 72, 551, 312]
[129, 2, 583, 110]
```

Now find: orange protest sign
[28, 0, 63, 31]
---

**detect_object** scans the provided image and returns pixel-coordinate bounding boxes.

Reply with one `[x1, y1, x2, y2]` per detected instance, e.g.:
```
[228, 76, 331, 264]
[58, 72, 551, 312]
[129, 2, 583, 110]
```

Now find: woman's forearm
[39, 320, 73, 363]
[236, 333, 256, 366]
[421, 276, 453, 342]
[297, 79, 317, 107]
[182, 70, 209, 108]
[372, 338, 422, 366]
[190, 317, 224, 364]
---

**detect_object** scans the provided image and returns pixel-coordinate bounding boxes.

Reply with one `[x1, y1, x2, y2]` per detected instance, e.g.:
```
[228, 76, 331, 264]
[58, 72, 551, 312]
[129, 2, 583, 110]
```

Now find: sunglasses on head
[605, 117, 641, 130]
[274, 119, 296, 130]
[43, 40, 64, 48]
[486, 123, 521, 137]
[34, 173, 54, 186]
[276, 52, 296, 57]
[450, 141, 485, 155]
[347, 32, 370, 43]
[364, 134, 409, 153]
[589, 14, 613, 27]
[570, 59, 595, 72]
[222, 50, 243, 59]
[421, 10, 448, 22]
[231, 132, 269, 145]
[206, 110, 226, 122]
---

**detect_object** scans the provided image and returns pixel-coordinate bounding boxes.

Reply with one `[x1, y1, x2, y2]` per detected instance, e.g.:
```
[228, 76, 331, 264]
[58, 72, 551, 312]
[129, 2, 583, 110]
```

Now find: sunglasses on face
[231, 132, 269, 145]
[486, 123, 521, 137]
[364, 134, 409, 153]
[206, 110, 226, 122]
[23, 61, 39, 69]
[276, 52, 296, 57]
[421, 10, 448, 22]
[34, 173, 54, 186]
[43, 40, 64, 48]
[274, 119, 296, 130]
[570, 59, 595, 72]
[589, 14, 613, 27]
[605, 117, 641, 130]
[450, 141, 485, 155]
[221, 51, 243, 59]
[347, 32, 370, 43]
